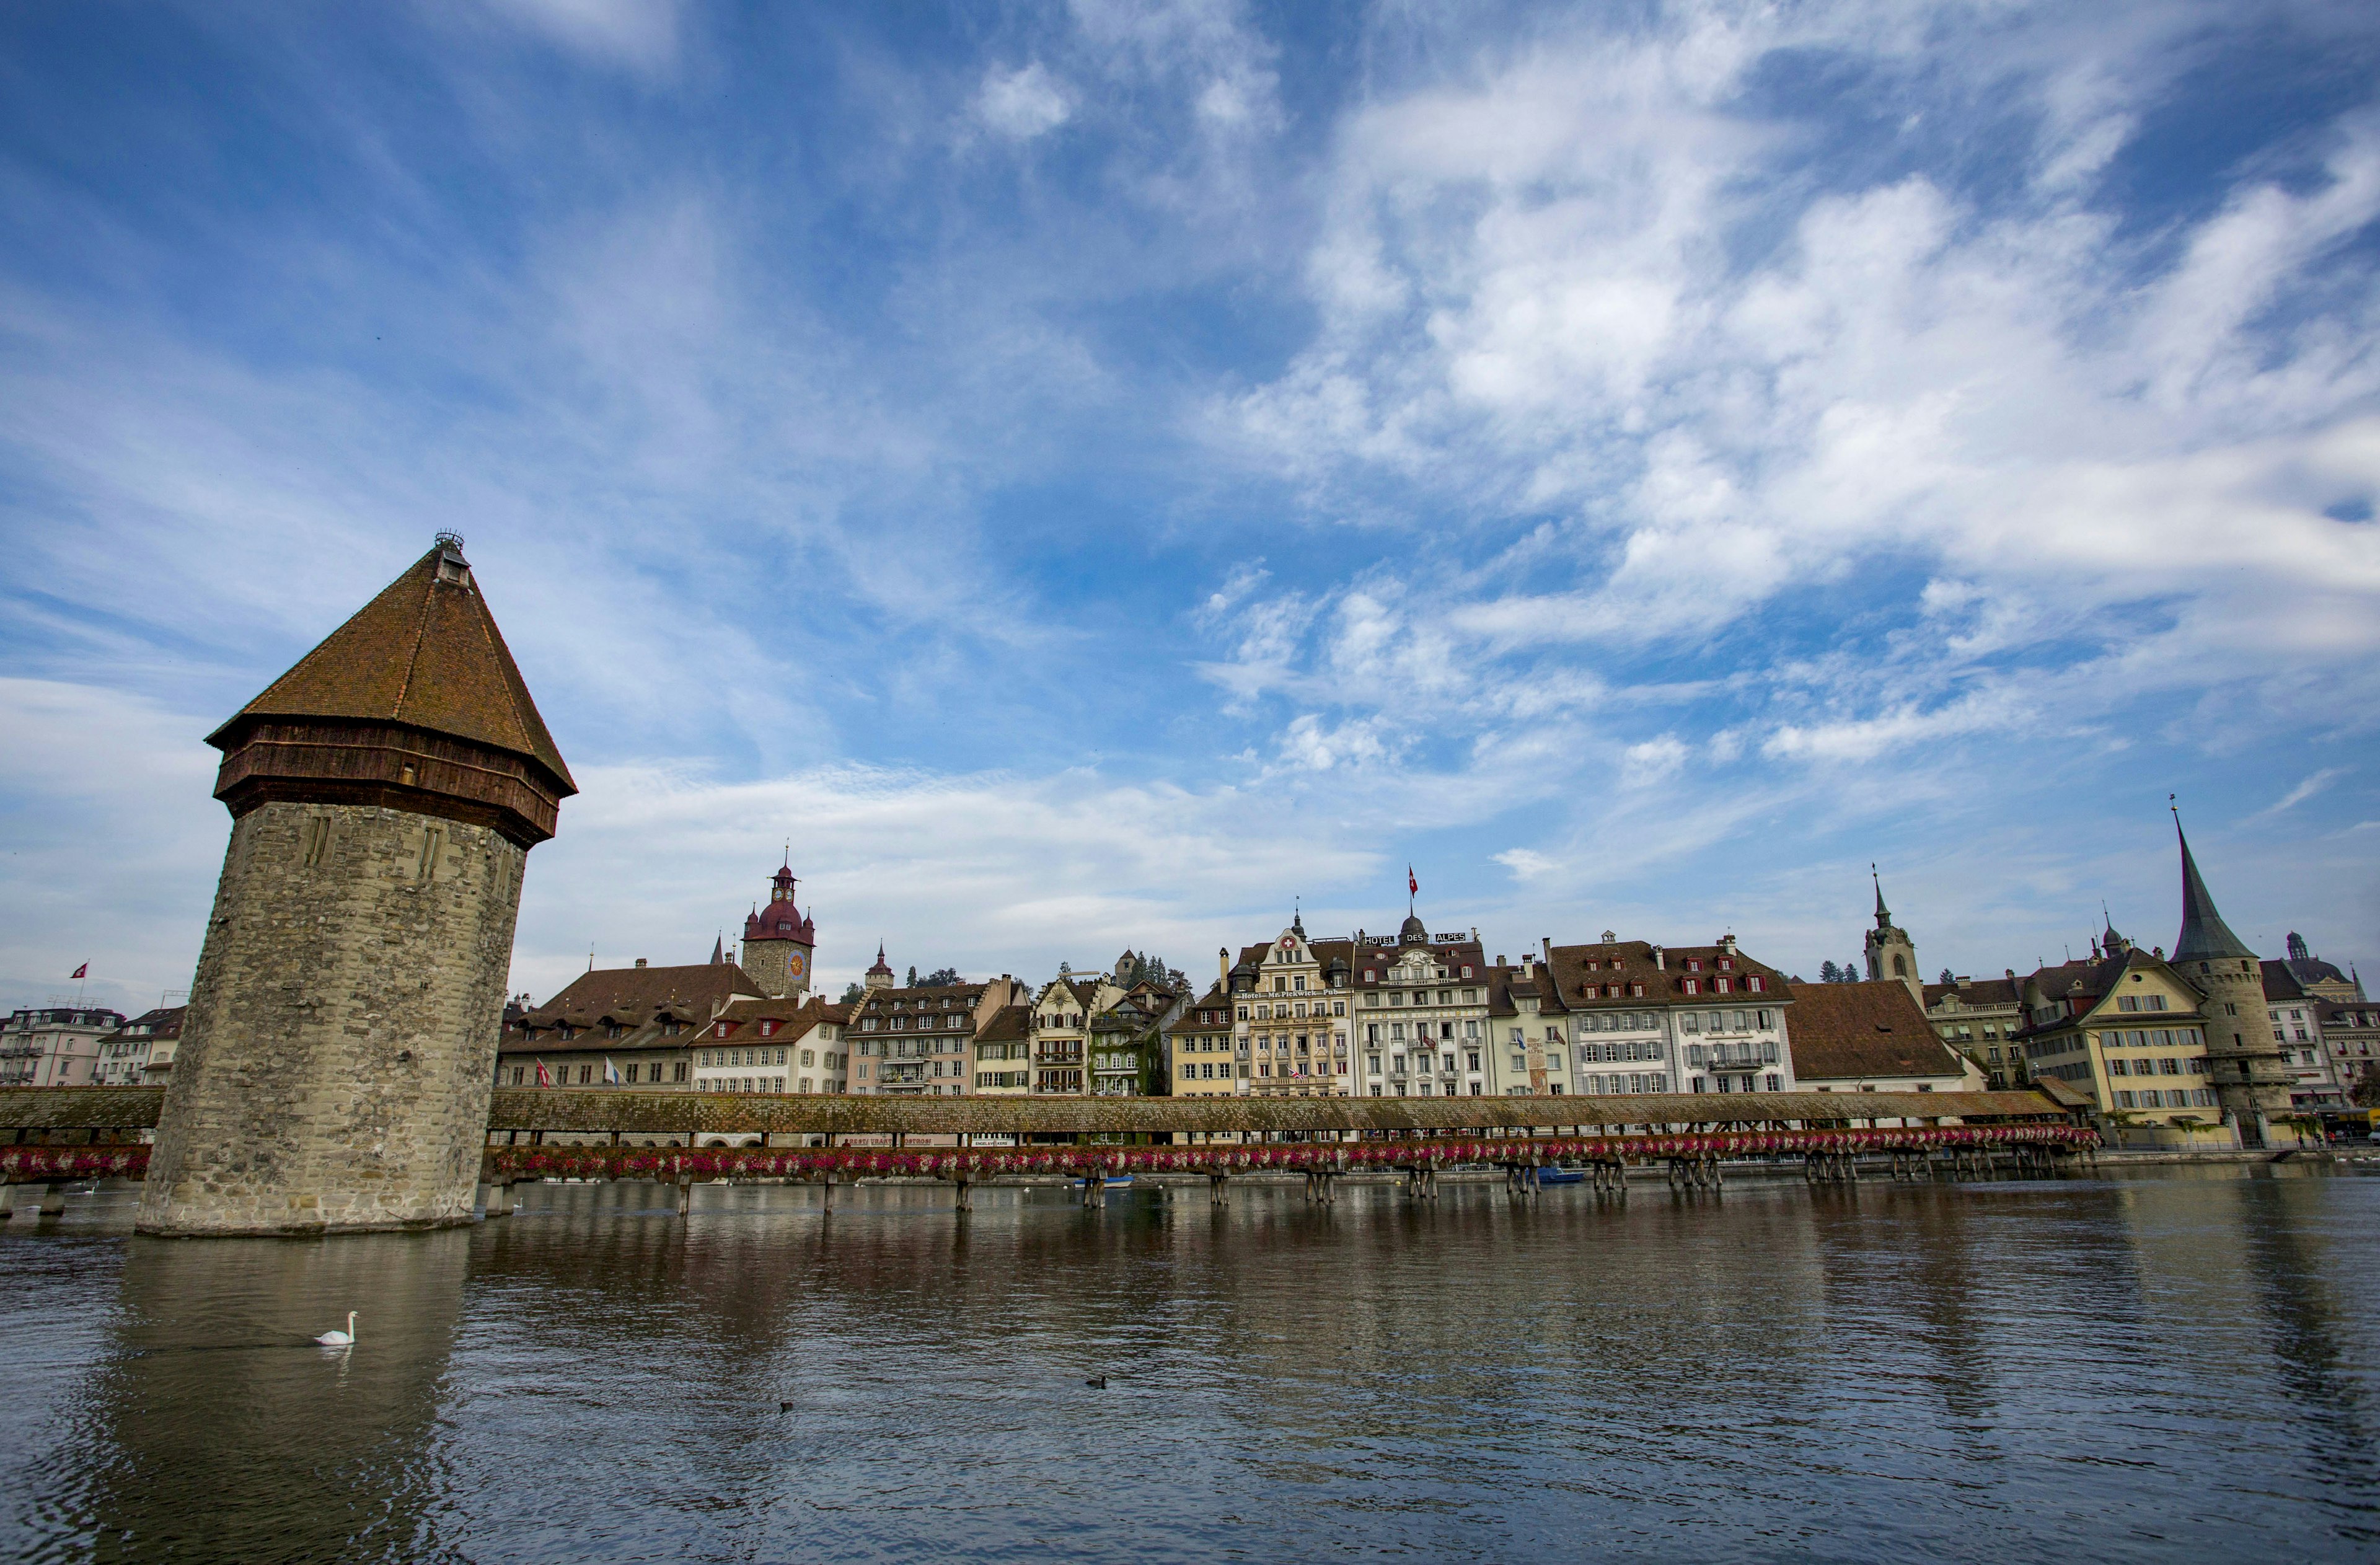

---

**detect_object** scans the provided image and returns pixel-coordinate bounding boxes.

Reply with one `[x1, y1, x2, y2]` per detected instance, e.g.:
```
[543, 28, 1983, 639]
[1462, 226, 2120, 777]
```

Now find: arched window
[1893, 954, 1908, 977]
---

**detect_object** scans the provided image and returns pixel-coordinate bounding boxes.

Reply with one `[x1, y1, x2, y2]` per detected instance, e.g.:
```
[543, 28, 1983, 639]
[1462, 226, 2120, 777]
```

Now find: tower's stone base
[137, 802, 523, 1237]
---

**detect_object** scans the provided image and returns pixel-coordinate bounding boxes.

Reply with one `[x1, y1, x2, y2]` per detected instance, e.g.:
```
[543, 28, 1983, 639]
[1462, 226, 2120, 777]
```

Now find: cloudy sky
[3, 0, 2376, 1015]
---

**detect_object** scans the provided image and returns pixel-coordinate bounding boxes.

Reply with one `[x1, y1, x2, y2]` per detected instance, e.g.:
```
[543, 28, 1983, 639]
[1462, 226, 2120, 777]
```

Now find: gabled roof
[2260, 960, 2312, 1003]
[1787, 981, 1969, 1083]
[209, 539, 573, 792]
[974, 1004, 1032, 1044]
[1543, 938, 1790, 1012]
[711, 996, 851, 1038]
[1924, 976, 2022, 1010]
[523, 963, 756, 1027]
[106, 1006, 187, 1041]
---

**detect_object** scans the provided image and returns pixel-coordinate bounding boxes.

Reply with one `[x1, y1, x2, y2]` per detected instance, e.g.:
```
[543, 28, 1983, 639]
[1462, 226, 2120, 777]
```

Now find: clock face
[787, 951, 808, 979]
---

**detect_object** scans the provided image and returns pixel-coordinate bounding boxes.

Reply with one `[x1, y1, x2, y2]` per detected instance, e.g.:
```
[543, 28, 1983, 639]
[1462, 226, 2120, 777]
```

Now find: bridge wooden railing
[0, 1086, 2089, 1194]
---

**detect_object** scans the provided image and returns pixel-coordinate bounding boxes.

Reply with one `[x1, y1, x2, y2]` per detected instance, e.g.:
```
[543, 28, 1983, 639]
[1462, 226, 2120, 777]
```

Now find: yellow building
[2013, 939, 2224, 1137]
[1230, 910, 1352, 1097]
[1169, 976, 1240, 1096]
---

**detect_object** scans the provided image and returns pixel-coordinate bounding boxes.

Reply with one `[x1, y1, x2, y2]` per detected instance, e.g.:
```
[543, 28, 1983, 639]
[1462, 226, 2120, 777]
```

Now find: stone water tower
[137, 535, 573, 1235]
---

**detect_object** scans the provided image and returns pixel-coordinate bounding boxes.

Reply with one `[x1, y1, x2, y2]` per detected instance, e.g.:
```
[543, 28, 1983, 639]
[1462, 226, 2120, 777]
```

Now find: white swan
[314, 1312, 357, 1347]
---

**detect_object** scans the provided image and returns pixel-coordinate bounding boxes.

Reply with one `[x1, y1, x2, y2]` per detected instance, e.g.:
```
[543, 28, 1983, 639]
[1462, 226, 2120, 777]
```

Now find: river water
[2, 1165, 2374, 1563]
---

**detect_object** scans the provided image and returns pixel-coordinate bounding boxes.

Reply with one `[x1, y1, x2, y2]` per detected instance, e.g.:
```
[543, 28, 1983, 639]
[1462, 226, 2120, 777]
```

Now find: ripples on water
[2, 1166, 2374, 1563]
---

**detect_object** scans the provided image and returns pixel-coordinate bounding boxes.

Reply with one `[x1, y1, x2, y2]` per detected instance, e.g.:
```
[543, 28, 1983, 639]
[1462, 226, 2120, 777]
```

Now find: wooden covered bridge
[1, 1084, 2095, 1217]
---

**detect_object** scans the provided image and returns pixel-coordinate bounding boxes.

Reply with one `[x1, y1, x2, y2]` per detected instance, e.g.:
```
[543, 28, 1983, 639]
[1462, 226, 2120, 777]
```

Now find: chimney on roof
[1540, 937, 1551, 966]
[1652, 945, 1665, 969]
[1496, 955, 1505, 967]
[1721, 933, 1737, 955]
[635, 958, 647, 969]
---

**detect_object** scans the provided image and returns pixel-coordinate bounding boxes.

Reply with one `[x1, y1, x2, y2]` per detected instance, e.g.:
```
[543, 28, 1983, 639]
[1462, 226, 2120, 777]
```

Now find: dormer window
[606, 1023, 624, 1039]
[1714, 977, 1731, 994]
[1686, 959, 1703, 972]
[1683, 979, 1699, 995]
[760, 1020, 775, 1037]
[1748, 976, 1764, 994]
[1717, 958, 1733, 971]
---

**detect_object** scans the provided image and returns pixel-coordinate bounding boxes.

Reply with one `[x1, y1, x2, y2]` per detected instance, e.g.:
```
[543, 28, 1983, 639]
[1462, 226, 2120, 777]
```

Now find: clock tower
[739, 858, 816, 999]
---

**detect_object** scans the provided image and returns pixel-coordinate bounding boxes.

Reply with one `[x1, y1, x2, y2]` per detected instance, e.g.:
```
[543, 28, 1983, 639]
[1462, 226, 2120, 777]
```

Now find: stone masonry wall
[2195, 956, 2297, 1131]
[137, 801, 525, 1235]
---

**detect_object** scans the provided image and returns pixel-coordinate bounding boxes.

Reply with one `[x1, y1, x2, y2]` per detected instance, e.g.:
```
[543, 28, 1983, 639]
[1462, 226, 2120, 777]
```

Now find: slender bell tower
[2171, 806, 2294, 1146]
[1863, 868, 1921, 1004]
[138, 535, 573, 1235]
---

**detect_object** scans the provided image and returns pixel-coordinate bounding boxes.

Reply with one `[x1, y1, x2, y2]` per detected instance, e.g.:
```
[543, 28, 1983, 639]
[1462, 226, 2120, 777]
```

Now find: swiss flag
[1407, 867, 1418, 897]
[534, 1060, 553, 1088]
[69, 963, 87, 979]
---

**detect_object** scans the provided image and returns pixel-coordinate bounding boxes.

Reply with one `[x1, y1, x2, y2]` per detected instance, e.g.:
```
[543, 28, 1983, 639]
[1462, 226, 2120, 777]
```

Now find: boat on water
[1070, 1175, 1135, 1189]
[1533, 1168, 1585, 1185]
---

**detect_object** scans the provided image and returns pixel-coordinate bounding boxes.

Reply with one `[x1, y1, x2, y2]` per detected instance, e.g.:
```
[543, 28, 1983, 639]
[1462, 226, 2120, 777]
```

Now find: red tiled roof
[1787, 982, 1968, 1082]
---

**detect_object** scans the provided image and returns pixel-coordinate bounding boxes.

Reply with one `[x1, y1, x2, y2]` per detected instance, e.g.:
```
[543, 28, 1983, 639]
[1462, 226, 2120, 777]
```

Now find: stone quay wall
[138, 800, 524, 1235]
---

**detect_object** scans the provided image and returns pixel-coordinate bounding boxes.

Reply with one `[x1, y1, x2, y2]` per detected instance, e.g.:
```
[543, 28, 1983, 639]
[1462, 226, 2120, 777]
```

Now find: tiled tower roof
[209, 536, 573, 791]
[205, 536, 574, 846]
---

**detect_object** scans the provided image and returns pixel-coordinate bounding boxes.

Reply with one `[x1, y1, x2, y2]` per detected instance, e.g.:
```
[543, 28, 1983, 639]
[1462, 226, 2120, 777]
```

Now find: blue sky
[3, 0, 2376, 1015]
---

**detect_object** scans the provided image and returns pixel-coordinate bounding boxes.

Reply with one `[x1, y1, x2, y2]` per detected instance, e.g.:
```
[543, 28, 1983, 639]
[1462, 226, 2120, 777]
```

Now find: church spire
[2171, 800, 2255, 961]
[1872, 865, 1890, 928]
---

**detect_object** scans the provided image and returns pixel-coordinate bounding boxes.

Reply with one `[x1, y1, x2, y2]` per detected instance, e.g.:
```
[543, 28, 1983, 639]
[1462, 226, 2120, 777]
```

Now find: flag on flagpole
[604, 1058, 620, 1084]
[534, 1059, 553, 1088]
[69, 963, 87, 979]
[1407, 867, 1417, 896]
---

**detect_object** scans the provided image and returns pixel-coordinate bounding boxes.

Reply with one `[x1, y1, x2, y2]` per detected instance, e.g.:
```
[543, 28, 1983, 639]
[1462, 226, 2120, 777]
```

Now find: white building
[1534, 935, 1799, 1098]
[95, 1007, 183, 1085]
[1348, 913, 1490, 1098]
[696, 995, 853, 1094]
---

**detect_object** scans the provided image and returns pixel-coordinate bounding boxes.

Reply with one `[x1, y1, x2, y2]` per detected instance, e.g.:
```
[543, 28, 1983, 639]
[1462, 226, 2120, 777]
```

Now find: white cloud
[1621, 734, 1688, 788]
[1210, 2, 2380, 798]
[2255, 767, 2348, 819]
[976, 63, 1074, 140]
[482, 0, 682, 73]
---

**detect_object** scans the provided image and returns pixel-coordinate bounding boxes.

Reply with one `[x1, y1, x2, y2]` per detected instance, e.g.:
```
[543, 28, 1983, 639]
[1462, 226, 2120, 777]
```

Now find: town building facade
[849, 978, 1029, 1096]
[500, 958, 757, 1090]
[1168, 976, 1241, 1096]
[1924, 974, 2025, 1088]
[95, 1006, 183, 1086]
[1, 1005, 127, 1088]
[2011, 943, 2221, 1134]
[971, 1003, 1034, 1095]
[2262, 960, 2346, 1109]
[697, 996, 852, 1094]
[1351, 914, 1488, 1097]
[1538, 933, 1797, 1097]
[1228, 912, 1353, 1097]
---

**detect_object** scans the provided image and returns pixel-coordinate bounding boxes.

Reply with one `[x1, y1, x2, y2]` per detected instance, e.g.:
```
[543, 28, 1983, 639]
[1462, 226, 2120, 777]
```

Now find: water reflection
[37, 1227, 472, 1564]
[4, 1168, 2375, 1563]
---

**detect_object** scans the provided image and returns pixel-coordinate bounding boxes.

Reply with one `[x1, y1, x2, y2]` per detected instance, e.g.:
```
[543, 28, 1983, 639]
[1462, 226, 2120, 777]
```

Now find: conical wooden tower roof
[210, 536, 573, 794]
